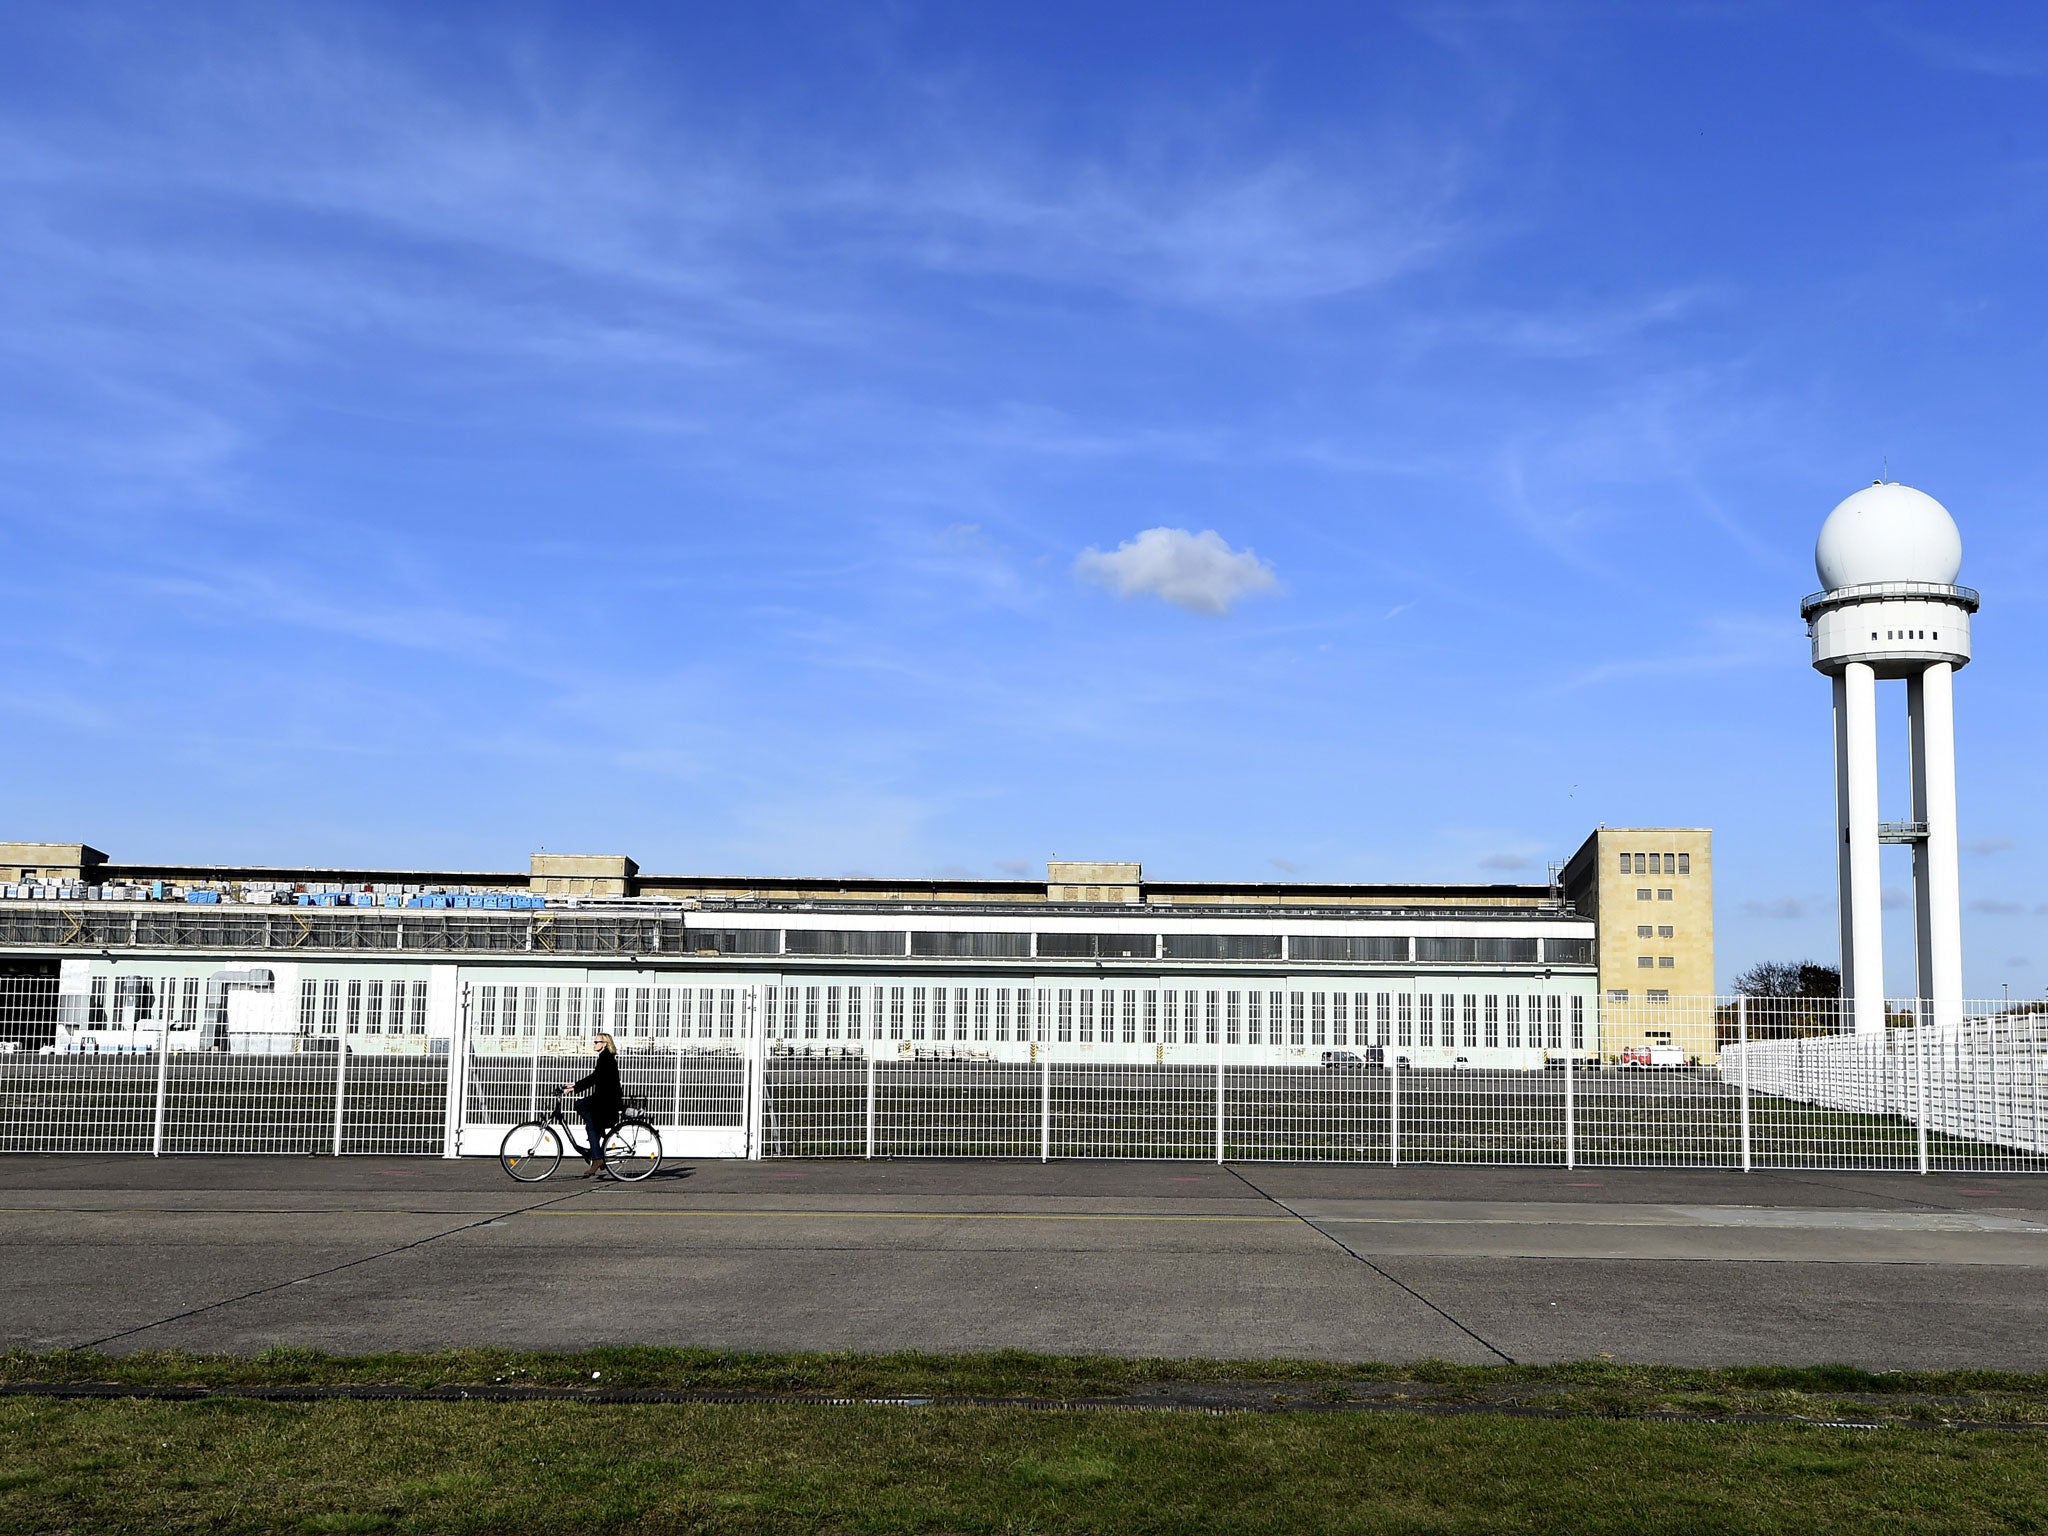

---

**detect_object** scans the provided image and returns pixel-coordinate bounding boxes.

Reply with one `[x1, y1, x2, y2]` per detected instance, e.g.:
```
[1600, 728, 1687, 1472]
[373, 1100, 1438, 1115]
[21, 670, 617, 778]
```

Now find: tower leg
[1836, 662, 1885, 1035]
[1909, 663, 1963, 1031]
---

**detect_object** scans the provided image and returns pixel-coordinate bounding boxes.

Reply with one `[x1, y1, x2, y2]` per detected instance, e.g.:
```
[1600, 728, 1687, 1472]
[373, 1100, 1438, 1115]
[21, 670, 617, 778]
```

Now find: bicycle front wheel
[602, 1119, 661, 1182]
[499, 1121, 563, 1182]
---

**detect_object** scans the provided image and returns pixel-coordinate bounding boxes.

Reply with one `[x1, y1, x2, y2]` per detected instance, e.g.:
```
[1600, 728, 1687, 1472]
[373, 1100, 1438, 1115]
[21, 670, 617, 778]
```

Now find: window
[1396, 992, 1412, 1047]
[1309, 992, 1325, 1046]
[365, 981, 383, 1034]
[1638, 955, 1654, 968]
[1637, 888, 1652, 901]
[1484, 995, 1499, 1048]
[910, 988, 927, 1040]
[476, 984, 497, 1036]
[1505, 994, 1521, 1048]
[1608, 988, 1629, 1004]
[1657, 888, 1674, 901]
[690, 928, 780, 955]
[1462, 994, 1478, 1048]
[1571, 995, 1585, 1050]
[1618, 852, 1631, 873]
[1123, 989, 1138, 1044]
[1658, 956, 1675, 969]
[299, 980, 318, 1030]
[785, 929, 907, 957]
[406, 980, 426, 1034]
[345, 980, 362, 1033]
[1647, 989, 1670, 1003]
[1677, 853, 1690, 875]
[1657, 925, 1673, 939]
[1287, 935, 1408, 963]
[1079, 988, 1096, 1043]
[1166, 933, 1283, 961]
[1637, 924, 1653, 938]
[1634, 853, 1647, 874]
[1417, 992, 1433, 1047]
[1290, 992, 1306, 1047]
[1244, 990, 1261, 1045]
[1058, 989, 1073, 1042]
[1226, 991, 1241, 1045]
[1545, 937, 1593, 964]
[911, 930, 1030, 958]
[1038, 932, 1157, 959]
[1331, 992, 1348, 1047]
[1144, 990, 1159, 1043]
[1663, 853, 1676, 875]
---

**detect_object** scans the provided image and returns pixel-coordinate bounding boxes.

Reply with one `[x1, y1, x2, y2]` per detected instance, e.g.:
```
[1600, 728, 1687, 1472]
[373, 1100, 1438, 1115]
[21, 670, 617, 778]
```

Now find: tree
[1731, 961, 1840, 999]
[1727, 960, 1843, 1039]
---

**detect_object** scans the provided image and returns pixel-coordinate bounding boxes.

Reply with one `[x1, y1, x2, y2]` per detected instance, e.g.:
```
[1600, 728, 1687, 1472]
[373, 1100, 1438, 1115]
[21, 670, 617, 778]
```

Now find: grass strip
[7, 1347, 2048, 1427]
[4, 1396, 2048, 1535]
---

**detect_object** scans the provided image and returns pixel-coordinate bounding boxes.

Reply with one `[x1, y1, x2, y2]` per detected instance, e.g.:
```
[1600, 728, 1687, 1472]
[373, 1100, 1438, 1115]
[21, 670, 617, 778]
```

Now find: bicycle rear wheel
[602, 1119, 661, 1182]
[499, 1121, 562, 1181]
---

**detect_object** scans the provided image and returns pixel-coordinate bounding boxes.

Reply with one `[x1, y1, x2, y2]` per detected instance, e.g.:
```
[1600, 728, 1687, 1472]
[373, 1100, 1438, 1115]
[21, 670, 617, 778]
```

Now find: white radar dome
[1814, 482, 1963, 591]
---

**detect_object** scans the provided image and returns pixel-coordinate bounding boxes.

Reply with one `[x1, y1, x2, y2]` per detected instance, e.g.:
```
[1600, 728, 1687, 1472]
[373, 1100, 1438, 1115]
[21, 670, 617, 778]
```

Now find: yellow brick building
[1559, 827, 1717, 1062]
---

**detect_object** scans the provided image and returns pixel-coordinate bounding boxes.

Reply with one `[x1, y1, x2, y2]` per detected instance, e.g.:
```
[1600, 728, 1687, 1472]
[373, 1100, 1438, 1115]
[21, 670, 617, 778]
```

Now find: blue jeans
[577, 1105, 611, 1162]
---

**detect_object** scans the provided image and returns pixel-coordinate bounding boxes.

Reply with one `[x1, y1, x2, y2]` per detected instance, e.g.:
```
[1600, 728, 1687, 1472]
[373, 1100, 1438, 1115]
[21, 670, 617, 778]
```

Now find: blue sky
[2, 3, 2044, 993]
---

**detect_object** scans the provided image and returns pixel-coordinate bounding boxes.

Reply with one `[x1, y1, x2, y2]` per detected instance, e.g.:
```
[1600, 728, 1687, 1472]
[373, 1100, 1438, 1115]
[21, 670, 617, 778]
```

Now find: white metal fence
[2, 975, 2043, 1171]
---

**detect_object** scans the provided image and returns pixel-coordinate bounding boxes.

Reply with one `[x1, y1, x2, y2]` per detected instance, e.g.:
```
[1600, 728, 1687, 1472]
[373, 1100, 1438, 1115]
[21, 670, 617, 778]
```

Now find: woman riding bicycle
[561, 1033, 623, 1178]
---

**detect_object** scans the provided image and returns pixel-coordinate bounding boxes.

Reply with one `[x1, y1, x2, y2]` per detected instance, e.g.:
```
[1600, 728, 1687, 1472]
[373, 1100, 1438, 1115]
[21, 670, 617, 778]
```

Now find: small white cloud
[1269, 857, 1305, 875]
[1881, 886, 1908, 911]
[1075, 528, 1279, 616]
[1740, 897, 1807, 921]
[1970, 898, 2023, 916]
[1964, 836, 2015, 855]
[1479, 852, 1533, 871]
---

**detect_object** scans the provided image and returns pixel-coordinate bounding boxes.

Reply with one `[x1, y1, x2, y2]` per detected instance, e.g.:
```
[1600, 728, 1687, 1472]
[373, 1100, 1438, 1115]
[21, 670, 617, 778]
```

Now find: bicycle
[499, 1089, 662, 1182]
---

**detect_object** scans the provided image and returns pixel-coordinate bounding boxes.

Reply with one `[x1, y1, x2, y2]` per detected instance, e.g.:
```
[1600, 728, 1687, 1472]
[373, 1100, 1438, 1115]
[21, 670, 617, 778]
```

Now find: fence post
[1388, 1053, 1400, 1167]
[1916, 1004, 1931, 1175]
[440, 976, 468, 1159]
[1040, 1055, 1051, 1164]
[1737, 996, 1751, 1173]
[746, 986, 765, 1161]
[150, 1021, 171, 1157]
[1563, 1038, 1576, 1169]
[864, 1053, 877, 1160]
[1214, 1039, 1226, 1164]
[330, 1033, 349, 1157]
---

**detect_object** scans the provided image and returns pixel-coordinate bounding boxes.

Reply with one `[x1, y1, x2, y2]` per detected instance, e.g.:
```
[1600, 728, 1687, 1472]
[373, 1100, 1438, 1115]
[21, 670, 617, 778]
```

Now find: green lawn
[4, 1394, 2046, 1534]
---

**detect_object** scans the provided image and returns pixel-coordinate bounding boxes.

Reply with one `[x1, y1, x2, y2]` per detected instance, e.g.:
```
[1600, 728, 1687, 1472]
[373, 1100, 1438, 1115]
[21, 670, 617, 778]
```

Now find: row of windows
[1636, 924, 1674, 939]
[1619, 852, 1692, 876]
[1607, 989, 1672, 1004]
[468, 982, 1588, 1052]
[296, 979, 430, 1035]
[1635, 956, 1677, 969]
[1635, 888, 1675, 902]
[85, 975, 200, 1026]
[694, 930, 1595, 966]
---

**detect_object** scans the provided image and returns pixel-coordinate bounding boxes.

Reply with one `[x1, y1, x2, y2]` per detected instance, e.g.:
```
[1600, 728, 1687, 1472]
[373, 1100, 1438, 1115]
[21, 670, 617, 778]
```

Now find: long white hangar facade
[0, 840, 1713, 1069]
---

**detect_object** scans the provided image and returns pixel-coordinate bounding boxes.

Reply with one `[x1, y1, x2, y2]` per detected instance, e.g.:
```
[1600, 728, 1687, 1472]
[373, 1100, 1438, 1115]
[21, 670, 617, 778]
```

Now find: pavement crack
[68, 1184, 608, 1353]
[1221, 1166, 1516, 1364]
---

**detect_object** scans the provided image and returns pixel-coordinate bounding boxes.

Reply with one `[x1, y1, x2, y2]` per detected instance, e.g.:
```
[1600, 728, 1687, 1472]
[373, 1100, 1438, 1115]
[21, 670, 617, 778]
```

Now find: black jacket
[573, 1050, 623, 1121]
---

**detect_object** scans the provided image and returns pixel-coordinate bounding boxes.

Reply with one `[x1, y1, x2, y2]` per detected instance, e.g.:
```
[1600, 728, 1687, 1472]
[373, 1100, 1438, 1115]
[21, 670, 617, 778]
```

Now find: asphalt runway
[6, 1155, 2048, 1368]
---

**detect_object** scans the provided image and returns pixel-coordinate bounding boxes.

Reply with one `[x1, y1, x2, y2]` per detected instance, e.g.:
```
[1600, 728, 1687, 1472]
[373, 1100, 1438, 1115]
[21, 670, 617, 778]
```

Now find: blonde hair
[593, 1033, 616, 1052]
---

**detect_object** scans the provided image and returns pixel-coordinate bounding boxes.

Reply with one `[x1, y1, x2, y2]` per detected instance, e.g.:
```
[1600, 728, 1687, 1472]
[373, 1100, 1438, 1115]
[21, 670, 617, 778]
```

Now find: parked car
[1620, 1044, 1687, 1070]
[1320, 1047, 1386, 1070]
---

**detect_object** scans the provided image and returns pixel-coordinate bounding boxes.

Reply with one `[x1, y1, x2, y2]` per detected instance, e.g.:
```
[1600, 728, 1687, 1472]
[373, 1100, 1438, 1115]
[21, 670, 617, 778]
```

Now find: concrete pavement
[5, 1156, 2048, 1368]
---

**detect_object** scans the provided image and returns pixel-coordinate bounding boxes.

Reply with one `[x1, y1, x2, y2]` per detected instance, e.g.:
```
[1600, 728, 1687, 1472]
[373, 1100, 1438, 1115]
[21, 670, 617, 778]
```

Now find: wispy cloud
[1970, 898, 2024, 916]
[1075, 528, 1281, 615]
[1964, 836, 2015, 856]
[1740, 896, 1808, 920]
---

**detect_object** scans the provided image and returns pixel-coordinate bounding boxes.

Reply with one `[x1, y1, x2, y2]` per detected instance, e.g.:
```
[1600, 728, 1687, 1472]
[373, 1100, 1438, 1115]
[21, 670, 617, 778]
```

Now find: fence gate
[458, 1046, 750, 1159]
